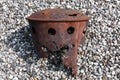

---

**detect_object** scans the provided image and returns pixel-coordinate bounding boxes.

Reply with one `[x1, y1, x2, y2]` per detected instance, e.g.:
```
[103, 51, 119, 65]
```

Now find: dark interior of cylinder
[48, 28, 56, 35]
[40, 43, 75, 67]
[67, 27, 75, 34]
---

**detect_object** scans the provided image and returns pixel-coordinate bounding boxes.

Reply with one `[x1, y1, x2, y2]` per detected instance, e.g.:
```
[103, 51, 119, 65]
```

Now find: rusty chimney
[26, 8, 90, 76]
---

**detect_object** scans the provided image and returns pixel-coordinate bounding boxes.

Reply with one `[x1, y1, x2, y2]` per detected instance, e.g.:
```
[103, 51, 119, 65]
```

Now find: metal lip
[26, 8, 90, 22]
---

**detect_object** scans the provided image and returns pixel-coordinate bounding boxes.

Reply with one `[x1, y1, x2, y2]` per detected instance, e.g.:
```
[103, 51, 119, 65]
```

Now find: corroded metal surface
[26, 8, 89, 21]
[27, 8, 90, 76]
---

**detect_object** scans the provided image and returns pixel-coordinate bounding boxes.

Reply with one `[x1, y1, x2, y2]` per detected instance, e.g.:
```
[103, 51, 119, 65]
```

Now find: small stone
[102, 75, 107, 80]
[62, 74, 66, 79]
[80, 69, 84, 73]
[13, 77, 19, 80]
[0, 0, 3, 3]
[9, 75, 13, 79]
[33, 78, 38, 80]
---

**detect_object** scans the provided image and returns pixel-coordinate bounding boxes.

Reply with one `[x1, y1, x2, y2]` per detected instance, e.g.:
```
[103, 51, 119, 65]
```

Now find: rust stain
[26, 8, 90, 76]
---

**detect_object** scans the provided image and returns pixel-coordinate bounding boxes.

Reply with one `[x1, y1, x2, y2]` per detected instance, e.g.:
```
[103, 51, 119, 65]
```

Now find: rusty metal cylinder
[26, 8, 90, 76]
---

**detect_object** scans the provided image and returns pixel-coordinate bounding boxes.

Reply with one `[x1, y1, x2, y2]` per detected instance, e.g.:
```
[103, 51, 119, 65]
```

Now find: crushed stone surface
[0, 0, 120, 80]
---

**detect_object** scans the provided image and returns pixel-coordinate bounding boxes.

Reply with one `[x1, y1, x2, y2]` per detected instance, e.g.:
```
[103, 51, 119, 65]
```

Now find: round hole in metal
[67, 27, 75, 34]
[70, 44, 75, 48]
[62, 45, 69, 53]
[48, 28, 56, 35]
[41, 45, 48, 52]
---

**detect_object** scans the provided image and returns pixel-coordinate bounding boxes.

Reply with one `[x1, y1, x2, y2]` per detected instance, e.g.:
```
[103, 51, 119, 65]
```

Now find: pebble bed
[0, 0, 120, 80]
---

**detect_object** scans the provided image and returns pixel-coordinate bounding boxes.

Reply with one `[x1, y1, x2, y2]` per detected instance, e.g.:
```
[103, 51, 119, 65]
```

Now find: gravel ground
[0, 0, 120, 80]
